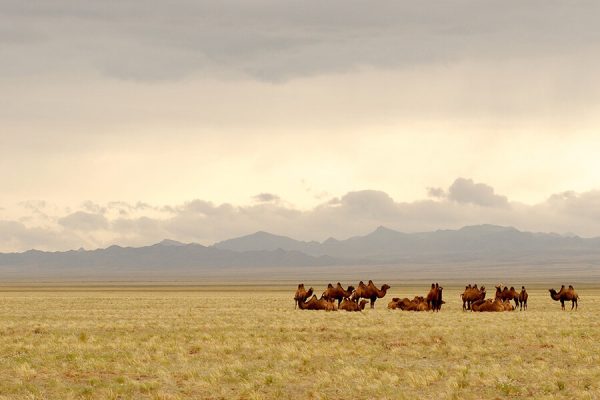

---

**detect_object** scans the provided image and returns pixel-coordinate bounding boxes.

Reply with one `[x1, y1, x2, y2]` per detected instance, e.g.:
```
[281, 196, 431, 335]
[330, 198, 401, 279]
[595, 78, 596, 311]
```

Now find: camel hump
[368, 280, 374, 284]
[298, 283, 304, 289]
[569, 285, 574, 289]
[327, 283, 333, 288]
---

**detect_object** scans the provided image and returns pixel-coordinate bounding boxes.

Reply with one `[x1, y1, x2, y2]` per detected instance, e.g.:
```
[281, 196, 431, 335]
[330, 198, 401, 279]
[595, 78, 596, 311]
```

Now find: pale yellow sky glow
[2, 1, 600, 251]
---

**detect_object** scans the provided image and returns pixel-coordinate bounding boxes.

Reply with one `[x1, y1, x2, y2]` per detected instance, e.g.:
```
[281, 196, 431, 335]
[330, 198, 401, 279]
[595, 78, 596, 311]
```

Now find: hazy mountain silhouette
[1, 224, 600, 279]
[215, 224, 600, 261]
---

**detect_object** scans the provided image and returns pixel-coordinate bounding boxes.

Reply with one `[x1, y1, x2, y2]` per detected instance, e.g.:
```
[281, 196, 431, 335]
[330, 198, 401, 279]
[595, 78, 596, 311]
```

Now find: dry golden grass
[0, 285, 599, 399]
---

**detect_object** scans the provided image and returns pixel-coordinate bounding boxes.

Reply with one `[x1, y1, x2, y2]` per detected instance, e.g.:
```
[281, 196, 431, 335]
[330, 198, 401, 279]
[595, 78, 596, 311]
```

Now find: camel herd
[294, 281, 389, 311]
[294, 282, 580, 312]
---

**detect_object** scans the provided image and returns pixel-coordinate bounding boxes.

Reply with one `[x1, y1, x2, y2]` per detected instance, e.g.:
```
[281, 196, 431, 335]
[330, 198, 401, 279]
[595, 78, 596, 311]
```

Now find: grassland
[1, 284, 599, 399]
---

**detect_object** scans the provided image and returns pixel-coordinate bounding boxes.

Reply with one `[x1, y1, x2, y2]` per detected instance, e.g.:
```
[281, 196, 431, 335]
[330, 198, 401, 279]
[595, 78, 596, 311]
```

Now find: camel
[495, 285, 520, 308]
[549, 285, 579, 310]
[461, 284, 486, 310]
[340, 298, 368, 312]
[297, 295, 337, 311]
[388, 296, 430, 311]
[471, 298, 505, 312]
[502, 300, 515, 311]
[352, 280, 390, 309]
[294, 284, 314, 309]
[387, 297, 402, 310]
[518, 286, 528, 311]
[426, 283, 443, 311]
[322, 282, 355, 307]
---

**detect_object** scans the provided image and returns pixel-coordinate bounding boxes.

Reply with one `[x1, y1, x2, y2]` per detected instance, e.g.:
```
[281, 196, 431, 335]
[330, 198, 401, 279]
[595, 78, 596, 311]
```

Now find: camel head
[522, 286, 525, 290]
[347, 285, 355, 292]
[306, 287, 314, 297]
[381, 284, 391, 292]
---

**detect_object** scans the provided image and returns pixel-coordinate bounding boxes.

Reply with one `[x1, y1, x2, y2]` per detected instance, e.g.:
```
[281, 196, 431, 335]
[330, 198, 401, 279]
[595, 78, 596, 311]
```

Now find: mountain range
[1, 224, 599, 279]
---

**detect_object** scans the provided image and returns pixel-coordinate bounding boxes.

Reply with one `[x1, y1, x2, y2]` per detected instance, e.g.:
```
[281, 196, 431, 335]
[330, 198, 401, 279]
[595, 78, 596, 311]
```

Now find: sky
[2, 1, 600, 252]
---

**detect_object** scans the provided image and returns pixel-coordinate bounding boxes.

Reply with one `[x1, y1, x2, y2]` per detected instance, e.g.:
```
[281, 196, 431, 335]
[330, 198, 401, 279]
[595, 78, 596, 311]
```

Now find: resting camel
[352, 280, 390, 309]
[297, 295, 337, 311]
[495, 285, 520, 308]
[471, 299, 505, 312]
[294, 284, 314, 309]
[519, 286, 528, 311]
[549, 285, 579, 310]
[340, 298, 368, 312]
[407, 296, 431, 311]
[426, 283, 444, 311]
[461, 284, 486, 310]
[322, 282, 355, 307]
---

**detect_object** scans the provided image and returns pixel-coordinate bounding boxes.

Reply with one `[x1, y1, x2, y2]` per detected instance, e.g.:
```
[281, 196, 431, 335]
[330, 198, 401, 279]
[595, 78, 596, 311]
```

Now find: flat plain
[0, 283, 599, 399]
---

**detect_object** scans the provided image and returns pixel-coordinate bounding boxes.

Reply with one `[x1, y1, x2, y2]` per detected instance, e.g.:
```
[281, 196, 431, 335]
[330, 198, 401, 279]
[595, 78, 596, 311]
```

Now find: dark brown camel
[294, 284, 313, 309]
[461, 284, 486, 310]
[340, 298, 368, 312]
[352, 280, 390, 309]
[518, 286, 528, 311]
[322, 282, 355, 307]
[549, 285, 579, 310]
[426, 283, 444, 311]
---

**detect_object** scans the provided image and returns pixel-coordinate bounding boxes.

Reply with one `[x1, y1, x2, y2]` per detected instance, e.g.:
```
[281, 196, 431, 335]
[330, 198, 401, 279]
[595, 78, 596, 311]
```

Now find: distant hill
[1, 224, 600, 279]
[216, 224, 600, 262]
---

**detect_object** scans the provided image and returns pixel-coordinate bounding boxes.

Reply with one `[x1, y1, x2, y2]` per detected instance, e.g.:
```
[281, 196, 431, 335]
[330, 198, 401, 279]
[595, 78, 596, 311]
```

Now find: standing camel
[519, 286, 528, 311]
[495, 285, 520, 309]
[352, 280, 390, 309]
[461, 284, 486, 311]
[426, 283, 444, 312]
[549, 285, 579, 310]
[322, 283, 355, 307]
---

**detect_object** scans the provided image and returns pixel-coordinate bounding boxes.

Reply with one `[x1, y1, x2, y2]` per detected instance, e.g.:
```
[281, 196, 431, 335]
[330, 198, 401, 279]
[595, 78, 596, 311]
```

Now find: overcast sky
[2, 1, 600, 251]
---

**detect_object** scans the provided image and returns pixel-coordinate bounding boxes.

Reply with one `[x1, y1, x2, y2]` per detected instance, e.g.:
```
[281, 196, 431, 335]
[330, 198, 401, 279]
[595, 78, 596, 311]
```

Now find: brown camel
[340, 298, 368, 312]
[502, 300, 515, 311]
[518, 286, 528, 311]
[294, 284, 313, 309]
[426, 283, 444, 311]
[549, 285, 579, 310]
[389, 296, 430, 311]
[471, 299, 505, 312]
[352, 280, 390, 309]
[495, 285, 520, 308]
[461, 284, 486, 310]
[322, 282, 355, 307]
[297, 295, 337, 311]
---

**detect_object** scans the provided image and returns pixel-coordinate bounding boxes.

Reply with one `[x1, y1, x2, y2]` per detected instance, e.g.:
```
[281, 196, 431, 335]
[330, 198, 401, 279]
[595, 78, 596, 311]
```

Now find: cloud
[448, 178, 509, 208]
[427, 187, 446, 199]
[252, 193, 280, 203]
[2, 1, 600, 82]
[58, 211, 109, 231]
[3, 178, 600, 252]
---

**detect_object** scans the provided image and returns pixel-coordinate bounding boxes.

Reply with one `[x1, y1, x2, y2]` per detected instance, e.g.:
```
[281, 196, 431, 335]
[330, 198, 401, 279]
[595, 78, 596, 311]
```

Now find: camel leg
[370, 298, 375, 309]
[561, 299, 565, 310]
